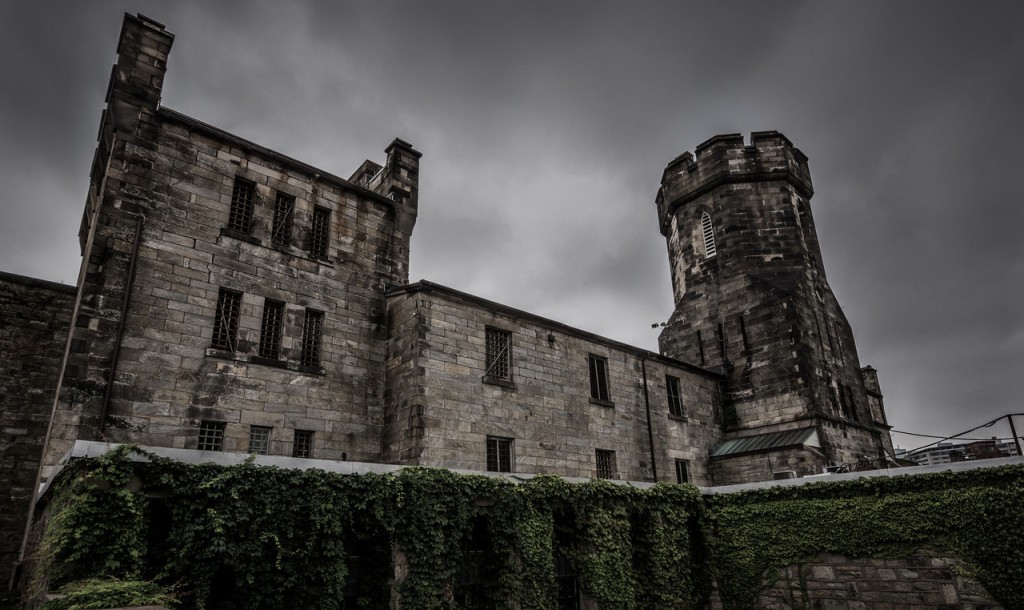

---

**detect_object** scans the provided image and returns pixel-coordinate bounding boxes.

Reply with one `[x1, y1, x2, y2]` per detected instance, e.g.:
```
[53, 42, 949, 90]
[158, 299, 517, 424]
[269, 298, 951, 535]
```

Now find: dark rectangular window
[485, 327, 512, 381]
[310, 206, 331, 260]
[675, 459, 690, 484]
[486, 436, 513, 472]
[271, 192, 295, 246]
[293, 429, 314, 458]
[666, 375, 683, 417]
[301, 309, 325, 367]
[588, 355, 610, 402]
[228, 177, 256, 234]
[739, 316, 750, 352]
[248, 425, 271, 455]
[198, 421, 225, 451]
[212, 289, 242, 352]
[595, 449, 616, 479]
[697, 330, 706, 365]
[258, 300, 284, 359]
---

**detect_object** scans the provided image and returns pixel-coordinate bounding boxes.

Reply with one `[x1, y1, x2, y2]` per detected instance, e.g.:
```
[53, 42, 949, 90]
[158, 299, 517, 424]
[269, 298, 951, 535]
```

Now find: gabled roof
[711, 426, 819, 458]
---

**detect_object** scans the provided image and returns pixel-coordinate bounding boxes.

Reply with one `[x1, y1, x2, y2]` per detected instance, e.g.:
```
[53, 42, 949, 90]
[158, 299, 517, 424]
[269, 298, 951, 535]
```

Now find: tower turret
[657, 132, 892, 483]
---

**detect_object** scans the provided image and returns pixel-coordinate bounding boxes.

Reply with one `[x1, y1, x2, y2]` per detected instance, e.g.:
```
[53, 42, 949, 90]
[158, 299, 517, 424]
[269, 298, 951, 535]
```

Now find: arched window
[701, 211, 717, 258]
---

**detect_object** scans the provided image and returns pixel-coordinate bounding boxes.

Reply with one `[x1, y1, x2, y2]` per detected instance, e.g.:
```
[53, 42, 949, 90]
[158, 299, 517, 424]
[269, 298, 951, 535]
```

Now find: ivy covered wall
[22, 448, 1023, 609]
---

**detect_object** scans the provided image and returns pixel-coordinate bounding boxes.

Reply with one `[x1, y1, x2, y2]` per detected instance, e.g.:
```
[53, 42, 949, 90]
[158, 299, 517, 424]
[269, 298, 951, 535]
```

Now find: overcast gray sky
[2, 1, 1022, 452]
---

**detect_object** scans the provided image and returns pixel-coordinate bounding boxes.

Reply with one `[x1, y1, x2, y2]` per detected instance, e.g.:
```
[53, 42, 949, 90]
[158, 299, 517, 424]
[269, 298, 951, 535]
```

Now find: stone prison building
[2, 13, 897, 584]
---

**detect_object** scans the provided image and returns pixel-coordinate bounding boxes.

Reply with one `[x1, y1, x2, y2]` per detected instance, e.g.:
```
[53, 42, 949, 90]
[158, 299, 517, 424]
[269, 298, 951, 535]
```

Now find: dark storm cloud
[1, 1, 1021, 451]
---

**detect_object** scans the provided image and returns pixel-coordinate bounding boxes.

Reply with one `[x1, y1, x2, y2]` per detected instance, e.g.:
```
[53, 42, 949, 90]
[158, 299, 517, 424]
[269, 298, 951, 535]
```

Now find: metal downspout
[98, 214, 144, 434]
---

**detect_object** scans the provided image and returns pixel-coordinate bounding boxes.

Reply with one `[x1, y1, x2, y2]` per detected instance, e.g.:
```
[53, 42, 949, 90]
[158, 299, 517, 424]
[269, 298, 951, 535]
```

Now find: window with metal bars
[595, 449, 616, 479]
[300, 309, 324, 367]
[588, 355, 610, 403]
[228, 177, 256, 234]
[258, 300, 284, 359]
[484, 327, 511, 381]
[666, 375, 683, 417]
[293, 429, 314, 458]
[486, 436, 513, 472]
[675, 459, 690, 483]
[248, 425, 271, 455]
[701, 211, 717, 258]
[310, 206, 331, 260]
[271, 192, 295, 246]
[197, 421, 225, 451]
[211, 289, 242, 352]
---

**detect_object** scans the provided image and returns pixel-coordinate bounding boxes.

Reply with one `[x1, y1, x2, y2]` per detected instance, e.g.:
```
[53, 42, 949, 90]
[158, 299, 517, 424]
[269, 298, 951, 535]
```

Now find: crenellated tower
[656, 132, 894, 483]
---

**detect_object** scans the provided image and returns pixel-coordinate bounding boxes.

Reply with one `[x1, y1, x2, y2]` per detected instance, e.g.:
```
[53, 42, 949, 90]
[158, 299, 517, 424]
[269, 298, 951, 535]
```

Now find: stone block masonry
[0, 273, 74, 587]
[39, 13, 421, 481]
[384, 281, 723, 484]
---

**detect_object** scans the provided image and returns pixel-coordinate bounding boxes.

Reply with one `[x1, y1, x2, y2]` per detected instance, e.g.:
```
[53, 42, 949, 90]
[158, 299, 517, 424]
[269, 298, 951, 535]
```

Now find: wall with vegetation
[22, 447, 1023, 609]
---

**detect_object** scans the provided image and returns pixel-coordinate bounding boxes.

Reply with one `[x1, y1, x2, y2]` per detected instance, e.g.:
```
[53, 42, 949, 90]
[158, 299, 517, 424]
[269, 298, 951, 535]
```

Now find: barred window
[486, 436, 513, 473]
[271, 192, 295, 246]
[701, 211, 717, 258]
[666, 375, 683, 417]
[485, 327, 511, 381]
[293, 429, 314, 458]
[310, 206, 331, 260]
[301, 309, 324, 367]
[258, 300, 284, 359]
[675, 459, 690, 484]
[248, 425, 271, 455]
[211, 289, 242, 352]
[588, 355, 610, 402]
[228, 177, 256, 234]
[198, 421, 225, 451]
[595, 449, 616, 479]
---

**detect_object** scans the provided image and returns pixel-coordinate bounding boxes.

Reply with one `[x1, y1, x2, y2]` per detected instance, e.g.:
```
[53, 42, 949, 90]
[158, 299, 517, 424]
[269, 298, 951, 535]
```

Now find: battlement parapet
[656, 131, 813, 235]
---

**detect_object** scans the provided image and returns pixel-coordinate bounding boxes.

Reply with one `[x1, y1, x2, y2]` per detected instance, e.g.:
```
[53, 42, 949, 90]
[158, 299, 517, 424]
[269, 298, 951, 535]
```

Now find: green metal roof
[711, 427, 818, 458]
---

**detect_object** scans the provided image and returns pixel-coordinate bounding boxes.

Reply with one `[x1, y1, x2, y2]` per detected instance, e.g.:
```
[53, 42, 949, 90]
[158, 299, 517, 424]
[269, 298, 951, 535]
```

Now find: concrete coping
[40, 441, 1024, 502]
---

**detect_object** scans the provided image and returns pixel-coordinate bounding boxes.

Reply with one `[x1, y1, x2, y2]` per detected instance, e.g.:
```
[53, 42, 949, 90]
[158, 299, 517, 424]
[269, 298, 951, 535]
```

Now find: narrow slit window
[697, 330, 706, 365]
[198, 421, 225, 451]
[666, 375, 683, 417]
[595, 449, 616, 479]
[228, 177, 256, 234]
[675, 459, 690, 484]
[212, 289, 242, 352]
[310, 206, 331, 260]
[258, 300, 284, 359]
[486, 436, 513, 472]
[248, 425, 271, 455]
[485, 327, 512, 381]
[293, 429, 314, 458]
[739, 316, 750, 352]
[301, 309, 325, 367]
[271, 192, 295, 246]
[717, 322, 726, 361]
[588, 355, 610, 402]
[701, 211, 717, 258]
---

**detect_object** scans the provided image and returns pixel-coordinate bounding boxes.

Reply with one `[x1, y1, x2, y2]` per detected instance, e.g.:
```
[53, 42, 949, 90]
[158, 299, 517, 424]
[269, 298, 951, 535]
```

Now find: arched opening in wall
[701, 211, 717, 258]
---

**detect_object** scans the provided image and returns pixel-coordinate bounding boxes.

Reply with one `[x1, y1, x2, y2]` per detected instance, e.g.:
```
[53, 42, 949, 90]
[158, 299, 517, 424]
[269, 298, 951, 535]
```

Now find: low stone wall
[744, 550, 1002, 609]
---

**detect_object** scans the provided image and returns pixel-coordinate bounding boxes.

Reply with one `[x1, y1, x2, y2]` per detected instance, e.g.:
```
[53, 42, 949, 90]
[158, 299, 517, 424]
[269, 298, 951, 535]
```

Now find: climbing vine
[28, 449, 1024, 609]
[706, 465, 1024, 609]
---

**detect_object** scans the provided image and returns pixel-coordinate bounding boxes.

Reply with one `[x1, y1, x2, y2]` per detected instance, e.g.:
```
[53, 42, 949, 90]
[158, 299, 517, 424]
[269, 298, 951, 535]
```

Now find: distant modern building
[1, 13, 897, 581]
[903, 439, 1020, 466]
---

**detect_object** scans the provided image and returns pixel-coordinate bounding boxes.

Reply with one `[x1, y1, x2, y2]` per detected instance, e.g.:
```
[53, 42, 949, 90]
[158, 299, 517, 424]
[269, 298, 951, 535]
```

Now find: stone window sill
[206, 349, 325, 376]
[668, 413, 688, 422]
[220, 227, 262, 246]
[219, 231, 333, 266]
[482, 376, 516, 390]
[589, 397, 615, 408]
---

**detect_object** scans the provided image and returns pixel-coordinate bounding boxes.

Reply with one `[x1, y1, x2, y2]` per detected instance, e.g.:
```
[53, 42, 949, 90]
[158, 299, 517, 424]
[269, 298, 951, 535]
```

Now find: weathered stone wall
[710, 445, 828, 485]
[656, 132, 892, 479]
[738, 551, 1003, 610]
[384, 282, 723, 484]
[0, 273, 75, 583]
[42, 14, 420, 477]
